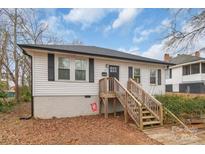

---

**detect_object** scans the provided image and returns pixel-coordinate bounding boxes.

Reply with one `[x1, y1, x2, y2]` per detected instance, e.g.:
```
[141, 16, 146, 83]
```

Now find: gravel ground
[0, 102, 160, 145]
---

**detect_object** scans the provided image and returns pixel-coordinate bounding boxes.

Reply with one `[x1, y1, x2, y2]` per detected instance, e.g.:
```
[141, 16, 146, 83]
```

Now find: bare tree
[0, 31, 9, 89]
[164, 9, 205, 54]
[0, 8, 66, 102]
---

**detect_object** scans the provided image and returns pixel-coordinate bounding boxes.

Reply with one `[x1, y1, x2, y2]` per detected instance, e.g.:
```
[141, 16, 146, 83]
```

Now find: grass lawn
[0, 102, 160, 145]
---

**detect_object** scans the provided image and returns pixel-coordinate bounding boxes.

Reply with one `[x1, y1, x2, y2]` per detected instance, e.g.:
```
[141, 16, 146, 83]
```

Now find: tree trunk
[13, 8, 19, 102]
[1, 31, 9, 90]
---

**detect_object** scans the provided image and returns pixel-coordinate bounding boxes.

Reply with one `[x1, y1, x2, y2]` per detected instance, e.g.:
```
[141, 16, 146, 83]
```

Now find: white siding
[166, 67, 181, 83]
[32, 51, 166, 96]
[182, 74, 203, 83]
[166, 65, 205, 90]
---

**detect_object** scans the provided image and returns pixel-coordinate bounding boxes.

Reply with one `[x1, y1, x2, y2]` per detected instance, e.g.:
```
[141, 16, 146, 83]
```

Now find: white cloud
[112, 9, 143, 29]
[63, 9, 111, 29]
[133, 18, 171, 44]
[118, 42, 164, 60]
[142, 38, 205, 60]
[118, 46, 141, 55]
[142, 43, 164, 60]
[41, 16, 77, 43]
[103, 25, 112, 34]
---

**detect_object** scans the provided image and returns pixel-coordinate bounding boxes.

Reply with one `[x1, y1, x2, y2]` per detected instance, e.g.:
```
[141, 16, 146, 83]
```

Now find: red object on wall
[91, 102, 97, 112]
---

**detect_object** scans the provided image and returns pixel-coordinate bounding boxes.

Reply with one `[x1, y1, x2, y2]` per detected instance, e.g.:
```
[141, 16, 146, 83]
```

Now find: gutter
[19, 48, 34, 120]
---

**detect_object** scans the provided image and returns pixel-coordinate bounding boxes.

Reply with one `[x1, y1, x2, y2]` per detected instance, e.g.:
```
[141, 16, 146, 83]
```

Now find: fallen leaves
[0, 102, 160, 145]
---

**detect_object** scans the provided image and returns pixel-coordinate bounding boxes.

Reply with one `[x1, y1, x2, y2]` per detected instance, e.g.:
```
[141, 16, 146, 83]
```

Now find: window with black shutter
[134, 68, 140, 83]
[58, 57, 70, 80]
[150, 70, 156, 84]
[128, 66, 133, 79]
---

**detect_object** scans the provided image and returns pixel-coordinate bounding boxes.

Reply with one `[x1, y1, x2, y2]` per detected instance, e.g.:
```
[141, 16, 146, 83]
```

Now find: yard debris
[0, 102, 160, 145]
[171, 126, 198, 142]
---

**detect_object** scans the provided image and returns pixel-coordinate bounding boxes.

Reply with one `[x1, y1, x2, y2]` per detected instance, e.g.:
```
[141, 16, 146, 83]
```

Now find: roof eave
[18, 44, 173, 66]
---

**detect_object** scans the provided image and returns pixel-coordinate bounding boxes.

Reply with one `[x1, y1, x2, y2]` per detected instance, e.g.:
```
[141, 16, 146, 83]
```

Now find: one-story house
[19, 44, 170, 119]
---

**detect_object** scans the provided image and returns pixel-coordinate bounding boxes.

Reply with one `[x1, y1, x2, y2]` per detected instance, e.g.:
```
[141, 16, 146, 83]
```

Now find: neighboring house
[165, 51, 205, 93]
[19, 44, 170, 119]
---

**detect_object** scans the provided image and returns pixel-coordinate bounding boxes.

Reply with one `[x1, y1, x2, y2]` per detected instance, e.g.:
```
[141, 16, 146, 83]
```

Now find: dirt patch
[0, 103, 160, 145]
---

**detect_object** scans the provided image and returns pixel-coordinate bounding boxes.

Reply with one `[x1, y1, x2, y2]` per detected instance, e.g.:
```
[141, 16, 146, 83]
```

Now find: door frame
[108, 65, 120, 80]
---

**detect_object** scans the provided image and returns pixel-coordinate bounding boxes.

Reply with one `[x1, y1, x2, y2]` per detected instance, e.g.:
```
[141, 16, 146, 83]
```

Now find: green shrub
[19, 86, 31, 102]
[0, 82, 8, 104]
[155, 95, 205, 119]
[0, 100, 15, 112]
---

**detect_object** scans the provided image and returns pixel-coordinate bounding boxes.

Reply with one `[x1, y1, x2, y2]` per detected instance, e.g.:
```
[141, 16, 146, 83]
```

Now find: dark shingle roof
[169, 54, 205, 65]
[18, 44, 172, 65]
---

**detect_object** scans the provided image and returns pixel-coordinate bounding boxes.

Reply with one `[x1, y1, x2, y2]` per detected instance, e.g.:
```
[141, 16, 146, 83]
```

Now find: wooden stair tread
[143, 120, 160, 126]
[142, 115, 155, 119]
[142, 110, 150, 114]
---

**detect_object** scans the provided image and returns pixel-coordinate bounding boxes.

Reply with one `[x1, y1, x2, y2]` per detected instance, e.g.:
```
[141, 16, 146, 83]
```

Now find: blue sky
[36, 8, 202, 60]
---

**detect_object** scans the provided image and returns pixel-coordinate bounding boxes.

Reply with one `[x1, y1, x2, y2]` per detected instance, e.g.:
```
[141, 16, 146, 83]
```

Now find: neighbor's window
[58, 57, 70, 80]
[183, 65, 190, 75]
[191, 63, 200, 74]
[75, 59, 87, 80]
[165, 69, 169, 79]
[133, 68, 140, 83]
[165, 68, 172, 79]
[202, 63, 205, 73]
[150, 70, 156, 84]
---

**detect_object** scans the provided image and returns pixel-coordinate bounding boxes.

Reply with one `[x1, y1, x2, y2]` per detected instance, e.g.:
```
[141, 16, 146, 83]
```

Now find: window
[202, 63, 205, 73]
[150, 70, 156, 84]
[165, 69, 169, 79]
[58, 57, 70, 80]
[133, 68, 140, 83]
[165, 68, 172, 79]
[191, 63, 200, 74]
[183, 65, 190, 75]
[75, 59, 87, 80]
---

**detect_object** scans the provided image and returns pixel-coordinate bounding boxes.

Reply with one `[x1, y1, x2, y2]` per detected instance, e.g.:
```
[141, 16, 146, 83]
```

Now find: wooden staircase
[99, 77, 191, 131]
[99, 77, 163, 130]
[142, 106, 161, 127]
[127, 78, 163, 128]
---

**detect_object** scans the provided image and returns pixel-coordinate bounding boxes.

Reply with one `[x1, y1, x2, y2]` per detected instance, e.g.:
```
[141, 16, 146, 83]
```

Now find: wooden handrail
[129, 78, 162, 106]
[99, 77, 143, 129]
[114, 78, 142, 107]
[128, 78, 163, 123]
[164, 107, 192, 133]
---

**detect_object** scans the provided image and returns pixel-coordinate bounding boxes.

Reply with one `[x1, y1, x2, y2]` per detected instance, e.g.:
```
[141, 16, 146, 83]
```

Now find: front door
[108, 65, 119, 91]
[109, 65, 119, 80]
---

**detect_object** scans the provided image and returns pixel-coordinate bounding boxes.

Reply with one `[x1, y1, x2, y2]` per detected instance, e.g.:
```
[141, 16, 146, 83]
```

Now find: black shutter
[89, 58, 94, 82]
[48, 54, 55, 81]
[128, 66, 133, 79]
[158, 69, 161, 85]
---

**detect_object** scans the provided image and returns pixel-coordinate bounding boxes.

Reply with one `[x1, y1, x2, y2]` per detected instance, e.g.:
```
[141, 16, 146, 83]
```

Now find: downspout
[19, 49, 33, 120]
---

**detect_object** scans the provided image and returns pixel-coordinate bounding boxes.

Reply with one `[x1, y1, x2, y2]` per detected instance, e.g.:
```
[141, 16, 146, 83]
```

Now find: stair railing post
[105, 77, 107, 93]
[160, 106, 163, 126]
[124, 92, 128, 123]
[139, 106, 143, 130]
